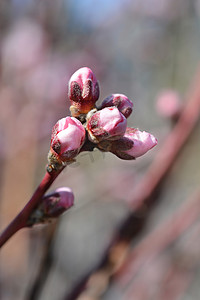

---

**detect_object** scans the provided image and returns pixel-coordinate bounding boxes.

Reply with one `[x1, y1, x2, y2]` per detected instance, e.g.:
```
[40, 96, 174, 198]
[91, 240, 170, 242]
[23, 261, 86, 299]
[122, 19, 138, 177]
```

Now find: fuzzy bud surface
[28, 187, 74, 225]
[68, 67, 100, 116]
[43, 187, 74, 218]
[87, 107, 127, 143]
[122, 127, 157, 158]
[109, 127, 157, 160]
[100, 94, 133, 118]
[50, 116, 85, 162]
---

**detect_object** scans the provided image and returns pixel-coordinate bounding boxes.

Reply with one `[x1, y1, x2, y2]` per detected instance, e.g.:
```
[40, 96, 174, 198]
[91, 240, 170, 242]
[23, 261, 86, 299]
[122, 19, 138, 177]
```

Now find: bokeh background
[0, 1, 200, 299]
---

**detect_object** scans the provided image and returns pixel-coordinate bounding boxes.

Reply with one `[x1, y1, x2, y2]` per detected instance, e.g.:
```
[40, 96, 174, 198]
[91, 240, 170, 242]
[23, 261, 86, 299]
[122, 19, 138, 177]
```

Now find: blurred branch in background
[26, 222, 58, 300]
[120, 191, 200, 300]
[118, 190, 200, 287]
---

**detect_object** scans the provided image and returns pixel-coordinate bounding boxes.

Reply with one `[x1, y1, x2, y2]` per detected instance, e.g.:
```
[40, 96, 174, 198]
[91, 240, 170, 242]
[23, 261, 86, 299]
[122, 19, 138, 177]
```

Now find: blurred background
[0, 0, 200, 299]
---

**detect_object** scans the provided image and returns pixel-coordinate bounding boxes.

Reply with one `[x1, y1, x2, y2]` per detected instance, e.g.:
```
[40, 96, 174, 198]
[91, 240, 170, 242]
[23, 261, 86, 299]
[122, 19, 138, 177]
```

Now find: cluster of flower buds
[28, 187, 74, 225]
[48, 67, 157, 170]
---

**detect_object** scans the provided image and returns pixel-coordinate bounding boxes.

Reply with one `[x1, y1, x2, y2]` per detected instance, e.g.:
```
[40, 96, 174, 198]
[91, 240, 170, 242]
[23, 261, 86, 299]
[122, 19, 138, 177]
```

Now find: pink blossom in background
[51, 117, 86, 161]
[2, 20, 47, 73]
[100, 94, 133, 118]
[87, 107, 127, 143]
[23, 58, 67, 104]
[156, 90, 182, 120]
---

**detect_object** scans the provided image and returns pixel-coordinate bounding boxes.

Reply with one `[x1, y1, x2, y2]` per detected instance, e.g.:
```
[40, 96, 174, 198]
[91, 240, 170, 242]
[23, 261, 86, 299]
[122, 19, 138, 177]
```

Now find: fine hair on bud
[50, 116, 86, 163]
[87, 107, 127, 143]
[113, 127, 157, 159]
[100, 94, 133, 118]
[68, 67, 100, 116]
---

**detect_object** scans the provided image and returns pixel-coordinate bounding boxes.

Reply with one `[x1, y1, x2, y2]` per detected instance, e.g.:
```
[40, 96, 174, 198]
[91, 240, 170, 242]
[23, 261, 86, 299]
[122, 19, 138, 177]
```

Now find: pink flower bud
[68, 67, 100, 116]
[100, 94, 133, 118]
[109, 127, 157, 160]
[42, 187, 74, 218]
[87, 107, 127, 143]
[28, 187, 74, 224]
[50, 116, 86, 162]
[123, 127, 157, 158]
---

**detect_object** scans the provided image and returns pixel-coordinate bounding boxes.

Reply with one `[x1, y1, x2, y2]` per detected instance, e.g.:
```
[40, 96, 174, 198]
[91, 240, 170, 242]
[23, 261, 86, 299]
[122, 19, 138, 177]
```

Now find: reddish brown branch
[118, 189, 200, 285]
[123, 212, 200, 300]
[0, 167, 64, 248]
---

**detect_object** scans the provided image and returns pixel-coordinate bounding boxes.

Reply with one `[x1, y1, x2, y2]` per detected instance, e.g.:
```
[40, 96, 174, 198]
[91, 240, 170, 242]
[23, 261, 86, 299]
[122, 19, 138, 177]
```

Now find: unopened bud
[100, 94, 133, 118]
[87, 107, 127, 143]
[105, 127, 157, 160]
[42, 187, 74, 218]
[28, 187, 74, 225]
[98, 136, 133, 153]
[68, 67, 100, 117]
[49, 116, 86, 165]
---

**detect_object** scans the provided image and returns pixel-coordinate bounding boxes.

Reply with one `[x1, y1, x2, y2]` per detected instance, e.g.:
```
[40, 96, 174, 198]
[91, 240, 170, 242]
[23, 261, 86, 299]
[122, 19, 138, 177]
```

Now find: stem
[27, 223, 57, 300]
[0, 166, 64, 248]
